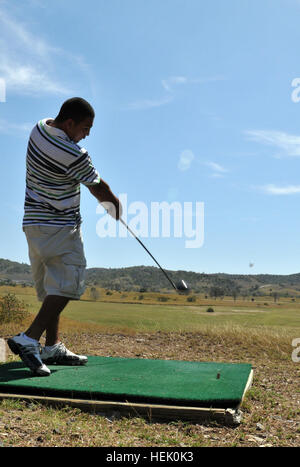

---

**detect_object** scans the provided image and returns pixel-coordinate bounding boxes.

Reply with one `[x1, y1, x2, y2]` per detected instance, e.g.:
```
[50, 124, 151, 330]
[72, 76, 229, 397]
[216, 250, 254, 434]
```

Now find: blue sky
[1, 0, 300, 275]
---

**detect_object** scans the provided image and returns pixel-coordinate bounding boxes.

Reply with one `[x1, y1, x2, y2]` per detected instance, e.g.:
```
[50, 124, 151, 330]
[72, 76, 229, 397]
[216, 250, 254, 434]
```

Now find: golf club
[120, 218, 189, 293]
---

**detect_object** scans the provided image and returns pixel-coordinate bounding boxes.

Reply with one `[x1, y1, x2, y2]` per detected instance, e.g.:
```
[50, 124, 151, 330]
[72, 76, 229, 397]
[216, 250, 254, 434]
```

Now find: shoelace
[54, 342, 69, 356]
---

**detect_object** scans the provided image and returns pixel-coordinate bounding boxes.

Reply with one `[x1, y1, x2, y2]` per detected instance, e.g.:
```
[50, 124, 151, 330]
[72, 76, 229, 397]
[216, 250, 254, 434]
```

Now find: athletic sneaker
[40, 342, 88, 366]
[7, 333, 51, 376]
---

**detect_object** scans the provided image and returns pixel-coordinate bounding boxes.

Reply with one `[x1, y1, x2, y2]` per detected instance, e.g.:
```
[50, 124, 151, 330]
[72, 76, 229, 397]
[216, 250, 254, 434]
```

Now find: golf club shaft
[120, 218, 177, 291]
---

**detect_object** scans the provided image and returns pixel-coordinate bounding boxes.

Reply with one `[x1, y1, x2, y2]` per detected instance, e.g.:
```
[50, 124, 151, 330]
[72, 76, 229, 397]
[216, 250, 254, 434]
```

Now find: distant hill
[1, 257, 300, 297]
[0, 258, 31, 283]
[85, 266, 300, 297]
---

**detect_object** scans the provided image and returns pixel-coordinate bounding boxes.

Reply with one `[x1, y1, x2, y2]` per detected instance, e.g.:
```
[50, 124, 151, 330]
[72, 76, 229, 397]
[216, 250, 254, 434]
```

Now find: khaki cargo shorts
[23, 225, 86, 302]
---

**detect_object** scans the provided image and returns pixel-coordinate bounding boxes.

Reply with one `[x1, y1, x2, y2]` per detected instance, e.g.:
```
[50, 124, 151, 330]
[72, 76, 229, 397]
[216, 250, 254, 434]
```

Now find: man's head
[53, 97, 95, 143]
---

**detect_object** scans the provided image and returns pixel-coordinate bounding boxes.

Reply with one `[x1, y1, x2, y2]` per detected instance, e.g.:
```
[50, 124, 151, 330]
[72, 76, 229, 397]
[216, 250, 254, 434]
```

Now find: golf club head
[176, 279, 190, 294]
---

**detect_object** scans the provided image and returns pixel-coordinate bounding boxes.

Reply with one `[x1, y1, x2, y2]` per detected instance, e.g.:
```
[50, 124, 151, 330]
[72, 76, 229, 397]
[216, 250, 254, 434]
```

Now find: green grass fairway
[65, 300, 300, 333]
[6, 287, 300, 335]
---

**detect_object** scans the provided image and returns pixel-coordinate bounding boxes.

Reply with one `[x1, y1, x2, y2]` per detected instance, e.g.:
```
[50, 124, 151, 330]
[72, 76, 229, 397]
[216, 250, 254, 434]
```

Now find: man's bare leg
[25, 295, 69, 346]
[44, 312, 61, 347]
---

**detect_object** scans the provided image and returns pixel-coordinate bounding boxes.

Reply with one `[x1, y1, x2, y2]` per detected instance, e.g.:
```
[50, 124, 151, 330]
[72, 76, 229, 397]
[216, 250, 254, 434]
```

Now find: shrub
[187, 296, 196, 302]
[206, 307, 214, 313]
[0, 293, 29, 324]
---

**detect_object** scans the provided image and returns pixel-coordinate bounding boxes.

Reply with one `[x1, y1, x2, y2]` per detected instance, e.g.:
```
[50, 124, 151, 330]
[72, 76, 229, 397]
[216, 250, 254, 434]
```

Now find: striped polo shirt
[23, 118, 101, 227]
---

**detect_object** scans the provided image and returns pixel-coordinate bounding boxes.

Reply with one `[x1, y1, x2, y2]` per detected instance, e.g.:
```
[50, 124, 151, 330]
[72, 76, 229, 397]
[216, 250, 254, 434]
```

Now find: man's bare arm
[88, 180, 122, 220]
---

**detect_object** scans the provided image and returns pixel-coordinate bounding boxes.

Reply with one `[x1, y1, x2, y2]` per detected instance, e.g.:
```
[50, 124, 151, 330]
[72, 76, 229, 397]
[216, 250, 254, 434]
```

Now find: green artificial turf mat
[0, 356, 252, 408]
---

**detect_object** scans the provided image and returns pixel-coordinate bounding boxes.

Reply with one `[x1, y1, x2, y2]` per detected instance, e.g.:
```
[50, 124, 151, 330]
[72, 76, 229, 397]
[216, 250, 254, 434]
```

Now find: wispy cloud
[0, 6, 89, 96]
[162, 75, 225, 92]
[0, 63, 70, 96]
[178, 149, 195, 171]
[0, 118, 33, 135]
[245, 129, 300, 157]
[259, 184, 300, 195]
[161, 76, 188, 92]
[205, 161, 228, 178]
[128, 74, 226, 111]
[246, 130, 300, 195]
[177, 153, 229, 176]
[128, 95, 173, 110]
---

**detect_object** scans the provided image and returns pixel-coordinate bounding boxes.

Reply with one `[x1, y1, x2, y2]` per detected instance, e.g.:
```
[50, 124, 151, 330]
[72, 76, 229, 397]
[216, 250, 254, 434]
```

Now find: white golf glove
[101, 201, 118, 219]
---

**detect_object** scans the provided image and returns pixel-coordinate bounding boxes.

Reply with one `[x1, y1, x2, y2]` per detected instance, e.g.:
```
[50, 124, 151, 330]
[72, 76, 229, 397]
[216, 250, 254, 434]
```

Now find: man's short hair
[55, 97, 95, 124]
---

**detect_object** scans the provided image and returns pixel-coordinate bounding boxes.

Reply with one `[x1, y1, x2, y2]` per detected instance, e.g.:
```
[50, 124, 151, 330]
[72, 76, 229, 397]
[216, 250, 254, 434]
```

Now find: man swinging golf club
[8, 97, 122, 376]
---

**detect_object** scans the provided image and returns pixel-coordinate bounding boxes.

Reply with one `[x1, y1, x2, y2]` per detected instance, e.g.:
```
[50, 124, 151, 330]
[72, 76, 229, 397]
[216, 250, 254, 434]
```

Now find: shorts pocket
[61, 262, 86, 297]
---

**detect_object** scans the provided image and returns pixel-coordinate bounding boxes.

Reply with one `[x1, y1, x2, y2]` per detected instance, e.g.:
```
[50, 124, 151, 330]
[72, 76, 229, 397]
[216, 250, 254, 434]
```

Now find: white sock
[44, 343, 60, 351]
